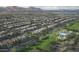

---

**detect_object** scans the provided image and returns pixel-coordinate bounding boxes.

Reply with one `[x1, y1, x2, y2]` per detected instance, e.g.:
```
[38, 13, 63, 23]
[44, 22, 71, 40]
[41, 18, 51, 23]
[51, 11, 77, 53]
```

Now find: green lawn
[29, 31, 58, 51]
[67, 21, 79, 30]
[38, 32, 57, 49]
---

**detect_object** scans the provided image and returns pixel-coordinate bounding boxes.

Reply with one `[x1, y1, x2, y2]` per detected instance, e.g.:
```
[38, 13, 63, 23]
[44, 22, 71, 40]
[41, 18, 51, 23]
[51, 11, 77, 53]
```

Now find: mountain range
[0, 6, 79, 14]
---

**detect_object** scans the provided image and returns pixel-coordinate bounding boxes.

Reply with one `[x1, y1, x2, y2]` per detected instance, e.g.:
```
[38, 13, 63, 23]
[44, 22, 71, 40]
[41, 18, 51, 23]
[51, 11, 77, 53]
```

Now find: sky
[35, 6, 79, 10]
[0, 0, 79, 10]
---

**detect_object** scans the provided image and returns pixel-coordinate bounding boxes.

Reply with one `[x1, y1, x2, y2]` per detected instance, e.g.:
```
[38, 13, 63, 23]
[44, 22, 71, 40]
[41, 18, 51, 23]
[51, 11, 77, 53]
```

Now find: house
[58, 31, 72, 40]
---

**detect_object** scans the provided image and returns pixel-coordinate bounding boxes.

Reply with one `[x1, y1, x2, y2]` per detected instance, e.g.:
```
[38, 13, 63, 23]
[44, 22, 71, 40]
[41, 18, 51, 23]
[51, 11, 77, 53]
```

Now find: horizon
[1, 6, 79, 10]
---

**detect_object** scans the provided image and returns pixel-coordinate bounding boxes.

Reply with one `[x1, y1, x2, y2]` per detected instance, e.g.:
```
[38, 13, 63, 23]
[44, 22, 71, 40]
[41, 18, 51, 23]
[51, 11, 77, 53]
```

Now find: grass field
[31, 31, 58, 51]
[66, 20, 79, 30]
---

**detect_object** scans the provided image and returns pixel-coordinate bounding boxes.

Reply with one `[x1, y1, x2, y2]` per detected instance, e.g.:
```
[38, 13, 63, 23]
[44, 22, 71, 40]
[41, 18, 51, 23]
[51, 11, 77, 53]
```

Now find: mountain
[0, 6, 79, 14]
[0, 6, 42, 12]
